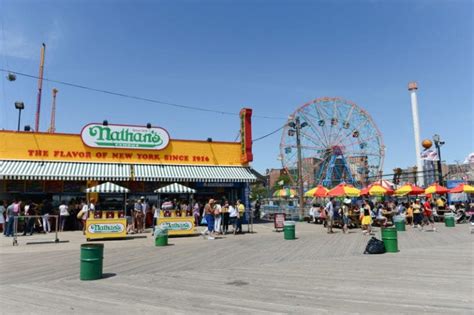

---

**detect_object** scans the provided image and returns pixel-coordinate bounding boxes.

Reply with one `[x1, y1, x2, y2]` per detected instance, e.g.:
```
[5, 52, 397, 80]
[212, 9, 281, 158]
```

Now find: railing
[11, 215, 59, 246]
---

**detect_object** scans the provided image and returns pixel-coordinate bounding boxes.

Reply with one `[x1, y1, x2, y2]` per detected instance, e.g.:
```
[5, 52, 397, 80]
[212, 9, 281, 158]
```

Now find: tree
[272, 173, 291, 191]
[250, 183, 267, 200]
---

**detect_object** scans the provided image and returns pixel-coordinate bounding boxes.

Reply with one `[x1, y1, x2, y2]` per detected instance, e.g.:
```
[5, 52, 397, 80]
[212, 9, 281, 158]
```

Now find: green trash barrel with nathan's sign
[381, 227, 398, 253]
[80, 243, 104, 280]
[284, 221, 296, 240]
[444, 213, 455, 227]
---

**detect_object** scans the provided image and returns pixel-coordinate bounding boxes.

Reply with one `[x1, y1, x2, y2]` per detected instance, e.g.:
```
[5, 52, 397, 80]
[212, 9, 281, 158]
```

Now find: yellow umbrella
[273, 188, 297, 198]
[394, 183, 424, 196]
[449, 183, 474, 194]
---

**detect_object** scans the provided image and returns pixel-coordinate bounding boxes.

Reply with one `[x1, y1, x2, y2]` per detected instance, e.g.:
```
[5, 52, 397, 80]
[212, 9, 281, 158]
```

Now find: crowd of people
[198, 198, 246, 240]
[308, 196, 455, 235]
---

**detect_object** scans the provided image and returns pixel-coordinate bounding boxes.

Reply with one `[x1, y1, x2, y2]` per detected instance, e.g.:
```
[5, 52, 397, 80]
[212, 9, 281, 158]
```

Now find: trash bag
[364, 237, 386, 254]
[153, 226, 168, 238]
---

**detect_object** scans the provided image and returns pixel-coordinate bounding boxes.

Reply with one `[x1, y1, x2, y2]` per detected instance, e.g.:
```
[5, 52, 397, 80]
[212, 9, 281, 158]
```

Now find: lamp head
[14, 102, 24, 110]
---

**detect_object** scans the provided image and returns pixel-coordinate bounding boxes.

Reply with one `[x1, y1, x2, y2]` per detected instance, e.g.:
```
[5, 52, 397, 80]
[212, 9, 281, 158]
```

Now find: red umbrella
[360, 183, 394, 196]
[327, 183, 361, 197]
[449, 183, 474, 194]
[425, 183, 449, 195]
[312, 185, 329, 197]
[394, 183, 424, 196]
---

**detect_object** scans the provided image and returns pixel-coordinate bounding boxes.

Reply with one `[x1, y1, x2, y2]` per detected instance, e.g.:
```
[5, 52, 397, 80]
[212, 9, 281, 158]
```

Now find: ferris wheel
[280, 97, 385, 188]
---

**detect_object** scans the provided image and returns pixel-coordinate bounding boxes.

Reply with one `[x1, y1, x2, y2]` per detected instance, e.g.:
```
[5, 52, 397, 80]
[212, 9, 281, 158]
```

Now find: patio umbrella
[304, 185, 328, 197]
[361, 183, 393, 196]
[273, 188, 297, 198]
[327, 183, 360, 197]
[394, 183, 424, 196]
[425, 183, 449, 195]
[449, 183, 474, 194]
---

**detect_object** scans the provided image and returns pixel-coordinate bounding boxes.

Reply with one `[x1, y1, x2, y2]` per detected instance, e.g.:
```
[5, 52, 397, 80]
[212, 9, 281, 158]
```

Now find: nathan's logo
[81, 124, 170, 150]
[160, 221, 193, 231]
[88, 223, 125, 234]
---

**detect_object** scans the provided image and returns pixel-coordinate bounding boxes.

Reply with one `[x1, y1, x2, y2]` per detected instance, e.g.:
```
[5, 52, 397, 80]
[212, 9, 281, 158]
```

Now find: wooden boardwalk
[0, 222, 473, 314]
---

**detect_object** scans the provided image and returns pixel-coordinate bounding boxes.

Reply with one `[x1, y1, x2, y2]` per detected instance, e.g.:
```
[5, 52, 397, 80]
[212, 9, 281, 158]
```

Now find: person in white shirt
[59, 202, 69, 232]
[80, 200, 89, 235]
[229, 203, 238, 234]
[214, 202, 222, 234]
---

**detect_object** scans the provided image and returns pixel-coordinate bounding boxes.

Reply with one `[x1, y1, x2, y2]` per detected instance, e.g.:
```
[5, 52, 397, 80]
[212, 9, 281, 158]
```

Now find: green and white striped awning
[154, 183, 196, 194]
[86, 182, 130, 193]
[0, 160, 256, 183]
[134, 164, 256, 182]
[0, 160, 130, 181]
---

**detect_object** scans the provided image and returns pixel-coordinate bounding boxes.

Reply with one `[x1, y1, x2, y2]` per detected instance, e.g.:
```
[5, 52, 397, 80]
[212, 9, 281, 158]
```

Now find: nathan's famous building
[0, 109, 256, 207]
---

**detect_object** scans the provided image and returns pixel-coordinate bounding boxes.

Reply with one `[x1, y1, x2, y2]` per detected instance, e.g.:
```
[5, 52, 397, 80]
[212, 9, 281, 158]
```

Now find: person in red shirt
[422, 198, 436, 231]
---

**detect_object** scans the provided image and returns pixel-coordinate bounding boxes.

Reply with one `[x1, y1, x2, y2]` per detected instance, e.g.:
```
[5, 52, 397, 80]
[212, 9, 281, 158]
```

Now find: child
[361, 201, 372, 235]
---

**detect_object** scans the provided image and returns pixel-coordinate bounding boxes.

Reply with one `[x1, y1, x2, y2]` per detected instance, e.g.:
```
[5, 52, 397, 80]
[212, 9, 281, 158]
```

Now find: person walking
[202, 199, 215, 239]
[324, 198, 335, 233]
[406, 203, 414, 226]
[221, 201, 230, 234]
[134, 199, 143, 233]
[4, 201, 16, 237]
[0, 200, 6, 235]
[422, 198, 436, 231]
[214, 201, 222, 234]
[41, 199, 52, 234]
[59, 201, 69, 232]
[342, 198, 351, 233]
[79, 200, 89, 235]
[413, 199, 423, 229]
[192, 200, 200, 227]
[22, 201, 35, 235]
[229, 202, 238, 234]
[361, 200, 373, 235]
[236, 200, 245, 234]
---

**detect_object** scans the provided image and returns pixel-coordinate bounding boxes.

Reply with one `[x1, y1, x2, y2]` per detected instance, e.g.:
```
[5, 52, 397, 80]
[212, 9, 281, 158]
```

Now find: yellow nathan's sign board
[85, 218, 127, 240]
[157, 217, 196, 236]
[0, 130, 246, 166]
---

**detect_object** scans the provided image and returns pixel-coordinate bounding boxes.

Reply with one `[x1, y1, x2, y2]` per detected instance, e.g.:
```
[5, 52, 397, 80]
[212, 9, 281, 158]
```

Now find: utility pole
[433, 134, 445, 186]
[287, 116, 308, 221]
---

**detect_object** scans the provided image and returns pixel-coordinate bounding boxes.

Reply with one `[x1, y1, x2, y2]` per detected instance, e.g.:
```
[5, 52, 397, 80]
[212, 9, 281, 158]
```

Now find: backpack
[364, 237, 386, 254]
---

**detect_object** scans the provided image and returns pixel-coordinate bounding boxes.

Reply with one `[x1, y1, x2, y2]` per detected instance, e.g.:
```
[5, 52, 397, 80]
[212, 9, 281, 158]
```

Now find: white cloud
[0, 30, 37, 60]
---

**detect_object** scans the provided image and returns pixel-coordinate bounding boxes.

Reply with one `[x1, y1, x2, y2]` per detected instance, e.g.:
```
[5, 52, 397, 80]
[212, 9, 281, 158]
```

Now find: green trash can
[80, 243, 104, 281]
[284, 221, 296, 240]
[154, 226, 168, 246]
[381, 227, 398, 253]
[393, 216, 406, 232]
[444, 214, 455, 227]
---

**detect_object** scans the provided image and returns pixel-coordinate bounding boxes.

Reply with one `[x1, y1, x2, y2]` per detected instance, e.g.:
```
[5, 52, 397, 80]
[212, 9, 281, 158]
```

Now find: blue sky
[0, 0, 472, 175]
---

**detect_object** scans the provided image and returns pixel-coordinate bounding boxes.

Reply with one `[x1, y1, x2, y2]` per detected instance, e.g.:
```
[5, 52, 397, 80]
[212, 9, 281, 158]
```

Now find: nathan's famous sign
[81, 124, 170, 150]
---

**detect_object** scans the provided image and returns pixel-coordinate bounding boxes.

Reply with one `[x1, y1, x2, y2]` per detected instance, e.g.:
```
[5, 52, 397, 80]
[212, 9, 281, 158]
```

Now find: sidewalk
[1, 222, 473, 314]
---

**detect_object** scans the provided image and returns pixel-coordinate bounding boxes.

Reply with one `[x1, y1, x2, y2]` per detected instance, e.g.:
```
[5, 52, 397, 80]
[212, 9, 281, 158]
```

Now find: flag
[278, 180, 284, 186]
[421, 149, 439, 161]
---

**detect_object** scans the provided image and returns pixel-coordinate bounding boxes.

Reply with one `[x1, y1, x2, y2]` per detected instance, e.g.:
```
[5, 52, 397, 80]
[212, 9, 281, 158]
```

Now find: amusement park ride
[280, 97, 385, 188]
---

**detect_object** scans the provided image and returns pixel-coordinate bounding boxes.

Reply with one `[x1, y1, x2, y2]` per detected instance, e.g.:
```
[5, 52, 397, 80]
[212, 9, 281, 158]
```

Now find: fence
[11, 215, 60, 246]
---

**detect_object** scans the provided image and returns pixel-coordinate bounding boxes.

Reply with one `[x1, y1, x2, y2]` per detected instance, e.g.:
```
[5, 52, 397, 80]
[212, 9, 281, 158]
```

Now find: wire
[0, 68, 285, 120]
[253, 125, 285, 142]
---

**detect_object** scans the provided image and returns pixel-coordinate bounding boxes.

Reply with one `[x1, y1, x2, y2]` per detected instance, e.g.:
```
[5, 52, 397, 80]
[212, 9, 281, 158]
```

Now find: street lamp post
[287, 116, 308, 221]
[433, 134, 445, 186]
[14, 102, 25, 131]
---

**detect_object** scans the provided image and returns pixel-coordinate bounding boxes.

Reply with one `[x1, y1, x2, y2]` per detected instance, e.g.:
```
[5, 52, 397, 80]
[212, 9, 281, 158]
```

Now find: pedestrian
[361, 200, 373, 235]
[406, 203, 414, 226]
[59, 201, 69, 232]
[125, 200, 134, 234]
[413, 199, 423, 228]
[221, 200, 230, 234]
[324, 198, 335, 233]
[22, 200, 35, 235]
[422, 198, 436, 231]
[342, 198, 351, 233]
[141, 197, 148, 230]
[201, 199, 215, 239]
[192, 200, 200, 227]
[255, 200, 261, 219]
[214, 201, 222, 234]
[229, 202, 238, 234]
[133, 199, 143, 233]
[41, 199, 52, 233]
[4, 200, 16, 237]
[0, 200, 6, 235]
[78, 200, 89, 235]
[236, 200, 245, 234]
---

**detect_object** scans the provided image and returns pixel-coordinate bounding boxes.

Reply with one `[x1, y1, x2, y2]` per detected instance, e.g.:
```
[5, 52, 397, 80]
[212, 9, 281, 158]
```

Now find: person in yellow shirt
[236, 200, 245, 234]
[406, 203, 414, 226]
[412, 200, 422, 228]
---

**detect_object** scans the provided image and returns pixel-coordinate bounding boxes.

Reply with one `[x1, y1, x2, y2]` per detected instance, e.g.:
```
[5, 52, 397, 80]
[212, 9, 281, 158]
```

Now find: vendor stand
[84, 182, 129, 241]
[155, 183, 196, 236]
